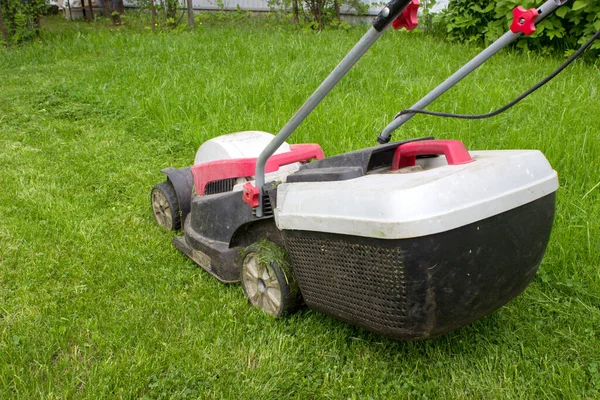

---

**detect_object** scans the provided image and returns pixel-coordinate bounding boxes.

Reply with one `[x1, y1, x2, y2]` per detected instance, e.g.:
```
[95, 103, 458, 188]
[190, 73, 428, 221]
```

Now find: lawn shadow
[284, 303, 518, 361]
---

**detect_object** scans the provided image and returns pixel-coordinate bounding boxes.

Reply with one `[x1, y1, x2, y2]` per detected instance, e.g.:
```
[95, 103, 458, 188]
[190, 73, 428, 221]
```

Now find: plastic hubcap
[242, 252, 282, 317]
[257, 278, 267, 293]
[152, 190, 172, 228]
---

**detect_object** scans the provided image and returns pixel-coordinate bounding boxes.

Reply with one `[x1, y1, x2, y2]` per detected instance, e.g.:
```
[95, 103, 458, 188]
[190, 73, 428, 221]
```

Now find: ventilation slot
[204, 178, 237, 195]
[253, 195, 273, 217]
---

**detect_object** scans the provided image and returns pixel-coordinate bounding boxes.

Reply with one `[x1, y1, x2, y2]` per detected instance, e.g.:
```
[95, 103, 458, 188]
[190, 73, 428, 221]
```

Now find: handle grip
[372, 0, 413, 32]
[391, 140, 474, 170]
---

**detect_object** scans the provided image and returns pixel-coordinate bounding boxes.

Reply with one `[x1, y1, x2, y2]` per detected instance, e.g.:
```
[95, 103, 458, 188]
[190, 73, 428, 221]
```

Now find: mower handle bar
[254, 0, 569, 217]
[377, 0, 568, 143]
[253, 0, 413, 216]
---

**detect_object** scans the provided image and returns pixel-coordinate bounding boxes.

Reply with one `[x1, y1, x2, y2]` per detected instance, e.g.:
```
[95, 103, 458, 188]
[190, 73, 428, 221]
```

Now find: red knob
[510, 6, 539, 36]
[392, 0, 420, 31]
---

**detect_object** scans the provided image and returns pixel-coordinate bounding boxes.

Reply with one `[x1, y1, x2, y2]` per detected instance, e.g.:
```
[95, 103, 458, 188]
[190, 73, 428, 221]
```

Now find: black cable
[392, 28, 600, 122]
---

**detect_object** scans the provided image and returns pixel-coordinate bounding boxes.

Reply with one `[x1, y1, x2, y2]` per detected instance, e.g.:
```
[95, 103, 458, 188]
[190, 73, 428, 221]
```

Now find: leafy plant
[436, 0, 600, 57]
[129, 0, 188, 30]
[0, 0, 46, 45]
[421, 0, 438, 34]
[267, 0, 367, 30]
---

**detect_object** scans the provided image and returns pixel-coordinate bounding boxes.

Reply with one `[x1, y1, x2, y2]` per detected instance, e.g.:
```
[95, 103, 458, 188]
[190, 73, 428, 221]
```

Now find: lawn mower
[150, 0, 598, 339]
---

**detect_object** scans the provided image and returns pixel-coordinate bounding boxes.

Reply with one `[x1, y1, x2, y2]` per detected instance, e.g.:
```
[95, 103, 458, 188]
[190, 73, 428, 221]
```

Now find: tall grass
[0, 16, 599, 398]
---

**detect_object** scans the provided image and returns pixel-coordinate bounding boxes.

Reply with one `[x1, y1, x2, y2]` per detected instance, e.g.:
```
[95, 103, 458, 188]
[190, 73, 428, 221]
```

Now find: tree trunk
[187, 0, 194, 29]
[315, 0, 324, 31]
[66, 0, 72, 20]
[87, 0, 94, 21]
[333, 0, 340, 22]
[81, 0, 87, 20]
[115, 0, 124, 14]
[102, 0, 112, 17]
[0, 1, 7, 46]
[150, 0, 156, 31]
[35, 11, 41, 36]
[292, 0, 299, 24]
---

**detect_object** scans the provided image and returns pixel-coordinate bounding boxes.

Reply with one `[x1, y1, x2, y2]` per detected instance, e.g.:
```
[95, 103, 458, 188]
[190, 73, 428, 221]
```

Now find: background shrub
[436, 0, 600, 56]
[0, 0, 46, 45]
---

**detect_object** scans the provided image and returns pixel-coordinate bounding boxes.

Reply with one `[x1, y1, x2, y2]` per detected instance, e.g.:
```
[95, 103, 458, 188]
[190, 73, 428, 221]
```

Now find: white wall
[120, 0, 410, 16]
[185, 0, 449, 15]
[113, 0, 449, 17]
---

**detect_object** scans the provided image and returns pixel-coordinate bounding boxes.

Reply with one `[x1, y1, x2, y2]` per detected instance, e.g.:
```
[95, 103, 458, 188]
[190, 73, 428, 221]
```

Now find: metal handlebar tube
[377, 0, 569, 144]
[254, 0, 413, 217]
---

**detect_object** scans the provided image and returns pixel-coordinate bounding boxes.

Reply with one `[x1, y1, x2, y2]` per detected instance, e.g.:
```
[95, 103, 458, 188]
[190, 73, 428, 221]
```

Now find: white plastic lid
[274, 149, 558, 239]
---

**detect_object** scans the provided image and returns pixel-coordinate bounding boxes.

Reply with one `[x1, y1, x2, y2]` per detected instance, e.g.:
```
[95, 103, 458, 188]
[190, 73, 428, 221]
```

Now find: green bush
[436, 0, 600, 56]
[0, 0, 46, 45]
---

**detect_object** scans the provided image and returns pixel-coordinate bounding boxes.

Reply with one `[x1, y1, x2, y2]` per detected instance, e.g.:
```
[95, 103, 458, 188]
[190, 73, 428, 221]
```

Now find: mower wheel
[240, 241, 302, 318]
[151, 181, 181, 231]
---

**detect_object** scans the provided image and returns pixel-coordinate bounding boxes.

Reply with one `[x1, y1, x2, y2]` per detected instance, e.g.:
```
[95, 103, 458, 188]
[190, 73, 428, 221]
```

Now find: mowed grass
[0, 15, 599, 398]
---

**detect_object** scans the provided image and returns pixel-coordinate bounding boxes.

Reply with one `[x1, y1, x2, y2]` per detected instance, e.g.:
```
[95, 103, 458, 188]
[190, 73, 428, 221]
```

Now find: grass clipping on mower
[254, 239, 301, 298]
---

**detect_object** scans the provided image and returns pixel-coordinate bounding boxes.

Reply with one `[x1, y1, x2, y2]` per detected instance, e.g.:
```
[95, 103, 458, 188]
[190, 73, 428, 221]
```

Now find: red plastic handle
[392, 0, 420, 31]
[265, 144, 325, 173]
[191, 143, 324, 195]
[391, 140, 474, 170]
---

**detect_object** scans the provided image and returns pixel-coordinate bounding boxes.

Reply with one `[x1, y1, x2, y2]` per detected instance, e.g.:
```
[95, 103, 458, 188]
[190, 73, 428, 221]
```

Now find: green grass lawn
[1, 15, 599, 398]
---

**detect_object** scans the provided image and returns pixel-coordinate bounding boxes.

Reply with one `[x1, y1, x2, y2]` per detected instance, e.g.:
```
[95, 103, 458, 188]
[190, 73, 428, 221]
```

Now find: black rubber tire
[151, 181, 181, 231]
[240, 241, 302, 318]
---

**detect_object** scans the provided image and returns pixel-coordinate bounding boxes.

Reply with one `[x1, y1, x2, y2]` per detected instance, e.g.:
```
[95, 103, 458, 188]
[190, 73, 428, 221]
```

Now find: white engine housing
[194, 131, 301, 190]
[194, 131, 291, 164]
